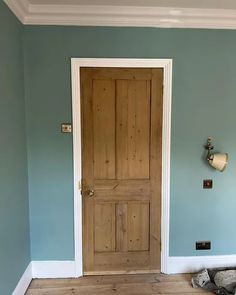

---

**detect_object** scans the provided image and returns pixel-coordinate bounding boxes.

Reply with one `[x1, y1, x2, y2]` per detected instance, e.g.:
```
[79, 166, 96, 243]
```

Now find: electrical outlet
[196, 241, 211, 250]
[203, 179, 213, 189]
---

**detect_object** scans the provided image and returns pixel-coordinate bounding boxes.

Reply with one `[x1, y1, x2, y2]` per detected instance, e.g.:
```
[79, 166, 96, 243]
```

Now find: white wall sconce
[205, 137, 228, 172]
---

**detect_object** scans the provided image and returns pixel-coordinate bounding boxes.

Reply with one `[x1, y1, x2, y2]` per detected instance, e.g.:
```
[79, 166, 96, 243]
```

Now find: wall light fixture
[205, 137, 228, 172]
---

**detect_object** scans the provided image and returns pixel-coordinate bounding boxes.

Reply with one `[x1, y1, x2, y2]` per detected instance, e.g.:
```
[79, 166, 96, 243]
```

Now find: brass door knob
[88, 189, 94, 197]
[82, 189, 94, 197]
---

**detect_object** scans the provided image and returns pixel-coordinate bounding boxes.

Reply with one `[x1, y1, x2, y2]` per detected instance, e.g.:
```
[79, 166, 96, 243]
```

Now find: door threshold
[84, 269, 160, 276]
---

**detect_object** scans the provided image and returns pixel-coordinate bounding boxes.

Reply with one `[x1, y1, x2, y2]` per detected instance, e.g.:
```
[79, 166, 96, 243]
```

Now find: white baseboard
[11, 256, 236, 294]
[12, 263, 32, 295]
[167, 255, 236, 274]
[32, 261, 76, 278]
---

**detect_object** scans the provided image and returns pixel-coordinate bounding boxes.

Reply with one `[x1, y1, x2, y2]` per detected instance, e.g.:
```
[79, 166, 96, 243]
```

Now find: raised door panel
[127, 202, 150, 251]
[94, 202, 116, 252]
[93, 80, 116, 180]
[116, 80, 151, 180]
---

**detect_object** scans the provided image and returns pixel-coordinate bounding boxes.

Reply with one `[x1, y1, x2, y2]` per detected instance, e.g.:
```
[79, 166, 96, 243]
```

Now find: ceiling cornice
[3, 0, 29, 23]
[4, 0, 236, 29]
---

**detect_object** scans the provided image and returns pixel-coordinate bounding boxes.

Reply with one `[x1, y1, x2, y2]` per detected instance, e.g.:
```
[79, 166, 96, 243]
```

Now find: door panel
[116, 80, 150, 180]
[93, 80, 116, 179]
[81, 67, 163, 274]
[127, 202, 150, 251]
[94, 202, 116, 252]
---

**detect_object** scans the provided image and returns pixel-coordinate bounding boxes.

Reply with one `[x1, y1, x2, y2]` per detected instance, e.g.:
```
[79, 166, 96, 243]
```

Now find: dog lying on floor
[192, 268, 236, 294]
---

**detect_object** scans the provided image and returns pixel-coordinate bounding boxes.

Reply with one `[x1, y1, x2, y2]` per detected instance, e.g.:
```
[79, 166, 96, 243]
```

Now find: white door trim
[71, 58, 172, 276]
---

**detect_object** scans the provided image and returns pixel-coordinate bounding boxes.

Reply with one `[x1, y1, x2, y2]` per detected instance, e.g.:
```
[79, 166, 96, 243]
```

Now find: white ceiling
[4, 0, 236, 29]
[28, 0, 236, 10]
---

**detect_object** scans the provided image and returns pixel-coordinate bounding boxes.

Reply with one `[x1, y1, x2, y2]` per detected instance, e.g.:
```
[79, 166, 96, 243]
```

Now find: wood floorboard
[26, 274, 210, 295]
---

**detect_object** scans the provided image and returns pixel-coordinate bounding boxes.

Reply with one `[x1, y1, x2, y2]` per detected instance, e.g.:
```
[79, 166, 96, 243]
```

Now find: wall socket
[196, 241, 211, 250]
[203, 179, 213, 189]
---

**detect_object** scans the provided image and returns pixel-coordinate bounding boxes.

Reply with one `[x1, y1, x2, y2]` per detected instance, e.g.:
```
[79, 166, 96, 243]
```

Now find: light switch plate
[61, 123, 72, 133]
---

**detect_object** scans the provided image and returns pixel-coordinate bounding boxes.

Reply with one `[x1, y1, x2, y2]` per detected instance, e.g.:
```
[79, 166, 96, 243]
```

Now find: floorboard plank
[26, 274, 210, 295]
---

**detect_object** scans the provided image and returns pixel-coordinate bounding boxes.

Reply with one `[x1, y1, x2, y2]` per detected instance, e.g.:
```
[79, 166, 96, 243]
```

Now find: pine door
[81, 67, 163, 274]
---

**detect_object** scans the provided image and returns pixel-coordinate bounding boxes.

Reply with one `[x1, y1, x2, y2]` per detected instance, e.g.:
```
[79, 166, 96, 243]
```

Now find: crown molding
[4, 0, 236, 29]
[3, 0, 29, 23]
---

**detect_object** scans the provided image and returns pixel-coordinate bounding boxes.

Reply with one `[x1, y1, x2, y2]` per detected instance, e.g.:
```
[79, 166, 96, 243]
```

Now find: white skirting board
[12, 257, 236, 294]
[31, 261, 77, 278]
[12, 263, 32, 295]
[167, 255, 236, 274]
[12, 261, 76, 295]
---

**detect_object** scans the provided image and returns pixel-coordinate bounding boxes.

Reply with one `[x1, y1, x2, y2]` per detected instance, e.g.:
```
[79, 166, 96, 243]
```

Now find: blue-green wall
[0, 2, 30, 294]
[2, 1, 236, 292]
[24, 26, 236, 260]
[1, 3, 236, 290]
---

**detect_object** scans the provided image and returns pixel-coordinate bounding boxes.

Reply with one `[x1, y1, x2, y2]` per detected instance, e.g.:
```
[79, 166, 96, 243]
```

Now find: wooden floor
[26, 273, 210, 295]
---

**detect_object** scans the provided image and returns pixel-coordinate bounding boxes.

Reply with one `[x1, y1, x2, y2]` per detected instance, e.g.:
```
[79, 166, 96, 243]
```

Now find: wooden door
[81, 67, 163, 274]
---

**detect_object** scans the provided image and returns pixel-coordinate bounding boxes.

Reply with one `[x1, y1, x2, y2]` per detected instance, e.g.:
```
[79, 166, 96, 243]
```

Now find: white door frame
[71, 58, 172, 276]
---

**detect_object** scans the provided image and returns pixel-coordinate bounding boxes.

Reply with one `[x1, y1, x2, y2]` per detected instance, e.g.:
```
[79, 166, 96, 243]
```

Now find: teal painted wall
[0, 2, 30, 294]
[24, 26, 236, 260]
